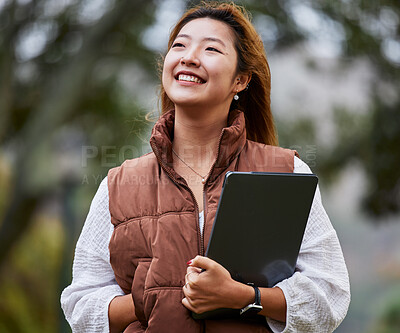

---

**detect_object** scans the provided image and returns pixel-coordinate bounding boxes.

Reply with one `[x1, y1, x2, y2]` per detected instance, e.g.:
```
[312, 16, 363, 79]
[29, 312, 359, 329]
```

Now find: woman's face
[162, 18, 245, 111]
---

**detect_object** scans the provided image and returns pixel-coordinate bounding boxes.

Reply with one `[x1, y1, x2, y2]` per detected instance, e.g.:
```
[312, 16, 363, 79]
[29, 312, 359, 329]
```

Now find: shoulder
[246, 140, 298, 157]
[106, 152, 164, 221]
[243, 140, 299, 172]
[109, 151, 156, 173]
[107, 152, 158, 184]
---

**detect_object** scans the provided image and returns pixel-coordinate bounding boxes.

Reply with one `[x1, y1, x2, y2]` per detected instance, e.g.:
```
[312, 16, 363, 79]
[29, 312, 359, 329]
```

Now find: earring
[234, 94, 239, 100]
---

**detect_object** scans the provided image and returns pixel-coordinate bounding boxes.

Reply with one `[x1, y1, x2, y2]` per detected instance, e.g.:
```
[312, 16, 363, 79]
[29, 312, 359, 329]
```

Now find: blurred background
[0, 0, 399, 332]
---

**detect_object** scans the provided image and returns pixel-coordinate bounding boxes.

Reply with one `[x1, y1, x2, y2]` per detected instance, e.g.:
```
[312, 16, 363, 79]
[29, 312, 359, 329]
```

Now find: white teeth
[178, 74, 203, 83]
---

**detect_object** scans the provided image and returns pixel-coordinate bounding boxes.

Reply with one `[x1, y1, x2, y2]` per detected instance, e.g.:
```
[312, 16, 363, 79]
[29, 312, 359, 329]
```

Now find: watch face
[240, 303, 263, 316]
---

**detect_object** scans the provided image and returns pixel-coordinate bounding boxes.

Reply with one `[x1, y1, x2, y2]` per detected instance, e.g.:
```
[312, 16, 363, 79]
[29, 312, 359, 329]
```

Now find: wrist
[240, 284, 263, 317]
[109, 294, 137, 332]
[228, 280, 255, 309]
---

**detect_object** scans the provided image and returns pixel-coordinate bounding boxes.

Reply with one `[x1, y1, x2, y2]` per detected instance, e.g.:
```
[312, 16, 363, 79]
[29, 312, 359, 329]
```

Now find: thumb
[189, 255, 216, 271]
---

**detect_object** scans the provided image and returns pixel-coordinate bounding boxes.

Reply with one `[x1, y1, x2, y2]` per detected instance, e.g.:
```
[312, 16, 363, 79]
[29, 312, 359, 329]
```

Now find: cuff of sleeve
[265, 278, 299, 333]
[100, 287, 125, 333]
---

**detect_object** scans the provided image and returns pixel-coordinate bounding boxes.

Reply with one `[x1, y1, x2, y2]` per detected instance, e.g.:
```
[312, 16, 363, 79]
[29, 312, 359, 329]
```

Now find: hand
[182, 256, 253, 314]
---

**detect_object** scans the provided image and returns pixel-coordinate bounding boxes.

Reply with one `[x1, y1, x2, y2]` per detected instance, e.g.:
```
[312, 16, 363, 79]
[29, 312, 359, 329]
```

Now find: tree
[241, 0, 400, 218]
[0, 1, 158, 330]
[0, 0, 157, 265]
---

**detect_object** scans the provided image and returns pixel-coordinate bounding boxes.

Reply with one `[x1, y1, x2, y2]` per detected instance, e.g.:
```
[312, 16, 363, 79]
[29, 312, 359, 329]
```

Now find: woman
[61, 2, 350, 332]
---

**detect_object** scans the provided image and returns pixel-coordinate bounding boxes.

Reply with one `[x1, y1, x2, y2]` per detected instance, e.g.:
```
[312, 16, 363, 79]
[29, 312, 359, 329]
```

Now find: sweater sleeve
[266, 157, 350, 333]
[60, 177, 124, 333]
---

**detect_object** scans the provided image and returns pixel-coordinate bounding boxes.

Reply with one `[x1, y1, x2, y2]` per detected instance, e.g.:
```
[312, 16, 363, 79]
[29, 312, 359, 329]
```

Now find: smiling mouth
[176, 74, 205, 84]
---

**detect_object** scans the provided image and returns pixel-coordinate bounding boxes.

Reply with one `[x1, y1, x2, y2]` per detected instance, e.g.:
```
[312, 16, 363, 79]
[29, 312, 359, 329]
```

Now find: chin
[170, 96, 205, 108]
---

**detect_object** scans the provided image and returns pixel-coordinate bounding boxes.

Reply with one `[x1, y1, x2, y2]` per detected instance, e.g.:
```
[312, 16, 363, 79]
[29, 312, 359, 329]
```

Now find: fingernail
[187, 260, 193, 265]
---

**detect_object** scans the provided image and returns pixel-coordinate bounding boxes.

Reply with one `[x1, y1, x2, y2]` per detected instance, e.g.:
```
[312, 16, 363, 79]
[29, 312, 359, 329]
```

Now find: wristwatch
[240, 284, 263, 317]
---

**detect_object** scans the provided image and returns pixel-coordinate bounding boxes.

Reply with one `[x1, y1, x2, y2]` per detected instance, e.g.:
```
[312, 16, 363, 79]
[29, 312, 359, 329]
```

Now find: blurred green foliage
[0, 216, 64, 332]
[0, 0, 399, 332]
[374, 288, 400, 333]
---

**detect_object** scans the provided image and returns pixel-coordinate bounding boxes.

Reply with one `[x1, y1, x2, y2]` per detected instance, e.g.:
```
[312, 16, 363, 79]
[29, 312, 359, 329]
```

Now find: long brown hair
[160, 1, 278, 146]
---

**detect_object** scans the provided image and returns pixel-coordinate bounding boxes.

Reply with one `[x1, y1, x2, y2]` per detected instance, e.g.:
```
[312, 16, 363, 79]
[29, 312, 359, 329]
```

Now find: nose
[180, 49, 200, 67]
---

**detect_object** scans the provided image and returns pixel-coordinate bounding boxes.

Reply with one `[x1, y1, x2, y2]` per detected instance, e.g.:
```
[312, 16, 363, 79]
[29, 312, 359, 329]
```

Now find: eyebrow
[176, 34, 227, 48]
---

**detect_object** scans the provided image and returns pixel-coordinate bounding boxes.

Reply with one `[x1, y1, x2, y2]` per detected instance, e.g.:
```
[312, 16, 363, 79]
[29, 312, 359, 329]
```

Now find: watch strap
[240, 284, 263, 316]
[252, 284, 261, 305]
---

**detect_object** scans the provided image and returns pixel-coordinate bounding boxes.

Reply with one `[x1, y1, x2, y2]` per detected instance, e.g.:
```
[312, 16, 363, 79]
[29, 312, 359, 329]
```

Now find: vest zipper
[201, 129, 225, 255]
[151, 127, 226, 257]
[201, 188, 206, 256]
[150, 142, 203, 255]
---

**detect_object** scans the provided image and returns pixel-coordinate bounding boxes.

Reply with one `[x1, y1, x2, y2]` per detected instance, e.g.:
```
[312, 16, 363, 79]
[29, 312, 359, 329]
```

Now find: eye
[172, 42, 185, 48]
[206, 46, 222, 53]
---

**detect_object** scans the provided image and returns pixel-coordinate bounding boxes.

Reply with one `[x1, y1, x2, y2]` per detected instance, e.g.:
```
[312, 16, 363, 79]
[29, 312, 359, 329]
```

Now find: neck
[172, 105, 229, 167]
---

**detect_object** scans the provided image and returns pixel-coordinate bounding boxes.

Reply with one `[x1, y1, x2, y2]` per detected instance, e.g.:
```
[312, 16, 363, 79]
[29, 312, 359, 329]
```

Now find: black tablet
[206, 171, 318, 288]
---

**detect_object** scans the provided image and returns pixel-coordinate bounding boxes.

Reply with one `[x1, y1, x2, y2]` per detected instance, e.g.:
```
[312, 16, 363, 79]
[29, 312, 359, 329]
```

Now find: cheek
[207, 57, 237, 81]
[213, 64, 237, 87]
[162, 59, 172, 87]
[165, 51, 179, 71]
[162, 53, 178, 85]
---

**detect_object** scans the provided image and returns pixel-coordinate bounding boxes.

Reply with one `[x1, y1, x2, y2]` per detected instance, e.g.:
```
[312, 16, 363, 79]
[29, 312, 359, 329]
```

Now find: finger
[182, 296, 206, 314]
[185, 267, 202, 287]
[185, 271, 196, 285]
[190, 255, 216, 271]
[182, 294, 204, 312]
[182, 294, 199, 310]
[183, 276, 192, 289]
[187, 266, 202, 274]
[182, 297, 193, 311]
[182, 281, 191, 298]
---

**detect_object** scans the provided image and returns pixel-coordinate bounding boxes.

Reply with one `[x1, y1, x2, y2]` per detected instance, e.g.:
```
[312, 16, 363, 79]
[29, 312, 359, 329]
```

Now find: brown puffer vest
[108, 109, 297, 332]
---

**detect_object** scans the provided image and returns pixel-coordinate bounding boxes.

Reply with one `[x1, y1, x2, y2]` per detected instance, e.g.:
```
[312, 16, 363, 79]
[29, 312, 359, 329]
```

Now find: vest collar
[149, 109, 247, 184]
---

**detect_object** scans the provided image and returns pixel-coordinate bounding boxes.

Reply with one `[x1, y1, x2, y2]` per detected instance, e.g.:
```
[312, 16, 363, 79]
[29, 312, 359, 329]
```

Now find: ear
[234, 73, 252, 93]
